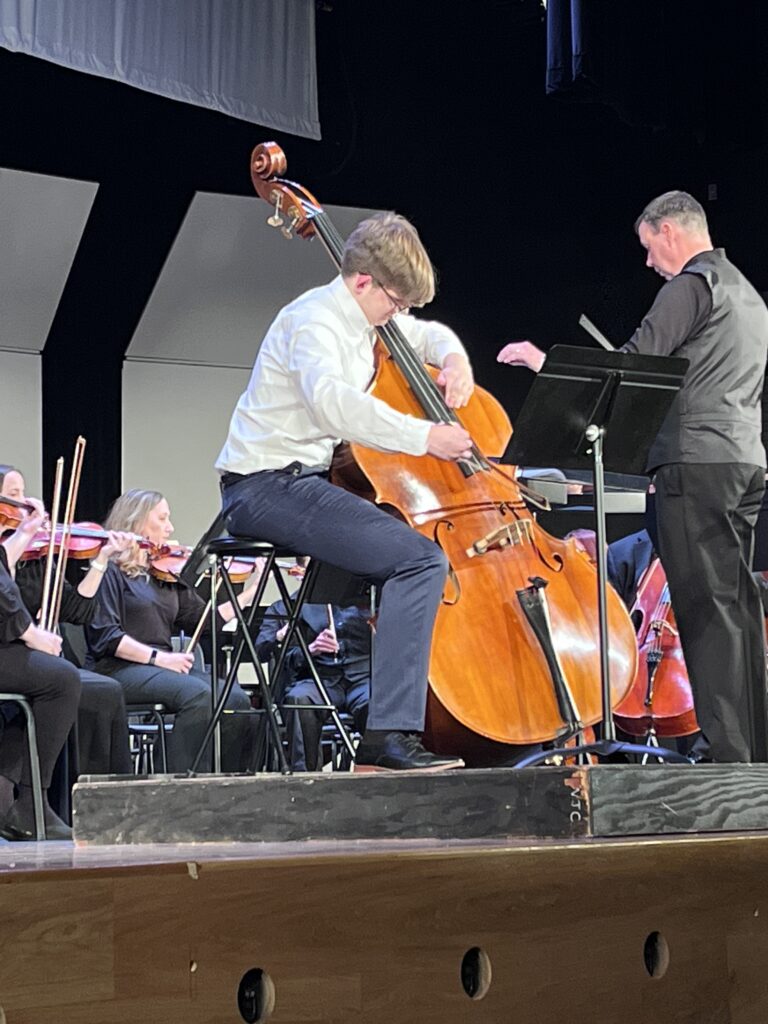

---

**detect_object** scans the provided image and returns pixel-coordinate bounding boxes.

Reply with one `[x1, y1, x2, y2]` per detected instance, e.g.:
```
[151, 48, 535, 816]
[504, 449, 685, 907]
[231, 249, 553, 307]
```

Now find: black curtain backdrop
[1, 0, 768, 519]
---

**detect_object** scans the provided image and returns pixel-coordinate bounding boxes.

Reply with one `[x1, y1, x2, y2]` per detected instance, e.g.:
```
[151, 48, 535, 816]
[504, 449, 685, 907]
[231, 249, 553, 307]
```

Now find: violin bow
[48, 436, 86, 632]
[39, 457, 64, 632]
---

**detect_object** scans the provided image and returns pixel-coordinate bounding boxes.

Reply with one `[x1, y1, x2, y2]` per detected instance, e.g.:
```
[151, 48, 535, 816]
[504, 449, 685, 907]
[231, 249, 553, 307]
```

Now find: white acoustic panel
[0, 167, 98, 352]
[122, 360, 250, 546]
[122, 358, 292, 606]
[126, 192, 378, 368]
[0, 351, 42, 496]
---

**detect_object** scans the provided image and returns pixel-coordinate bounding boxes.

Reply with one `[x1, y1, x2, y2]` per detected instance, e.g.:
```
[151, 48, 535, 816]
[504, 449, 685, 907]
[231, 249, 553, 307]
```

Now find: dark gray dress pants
[654, 462, 767, 762]
[222, 469, 448, 733]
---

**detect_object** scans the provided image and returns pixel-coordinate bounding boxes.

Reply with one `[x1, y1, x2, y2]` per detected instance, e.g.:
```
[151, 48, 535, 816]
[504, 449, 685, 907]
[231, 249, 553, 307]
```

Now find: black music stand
[502, 345, 691, 766]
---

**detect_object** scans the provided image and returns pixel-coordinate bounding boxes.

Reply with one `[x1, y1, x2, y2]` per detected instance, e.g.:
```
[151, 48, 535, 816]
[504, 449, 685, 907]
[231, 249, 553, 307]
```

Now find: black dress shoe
[0, 819, 35, 842]
[0, 803, 38, 841]
[0, 802, 72, 842]
[355, 731, 464, 771]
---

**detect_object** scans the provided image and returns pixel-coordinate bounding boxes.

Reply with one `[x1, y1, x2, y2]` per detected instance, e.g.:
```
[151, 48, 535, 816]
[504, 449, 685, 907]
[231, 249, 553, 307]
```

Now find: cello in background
[567, 528, 699, 742]
[613, 556, 699, 741]
[249, 142, 638, 764]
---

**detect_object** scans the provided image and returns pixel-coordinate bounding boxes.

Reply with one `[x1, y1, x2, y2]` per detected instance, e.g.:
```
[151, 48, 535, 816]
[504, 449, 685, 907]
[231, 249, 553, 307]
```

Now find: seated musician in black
[606, 530, 655, 611]
[607, 526, 768, 619]
[0, 502, 81, 840]
[84, 489, 261, 773]
[0, 465, 133, 781]
[256, 595, 371, 771]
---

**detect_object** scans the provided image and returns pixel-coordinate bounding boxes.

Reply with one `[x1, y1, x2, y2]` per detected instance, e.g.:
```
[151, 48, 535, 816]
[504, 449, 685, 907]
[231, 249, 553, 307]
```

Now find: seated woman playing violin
[0, 465, 135, 794]
[84, 489, 261, 773]
[0, 470, 85, 840]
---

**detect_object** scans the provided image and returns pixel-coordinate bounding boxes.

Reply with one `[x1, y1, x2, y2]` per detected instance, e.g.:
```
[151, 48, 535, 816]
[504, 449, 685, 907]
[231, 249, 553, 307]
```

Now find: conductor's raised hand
[437, 354, 474, 409]
[426, 423, 473, 461]
[496, 340, 546, 372]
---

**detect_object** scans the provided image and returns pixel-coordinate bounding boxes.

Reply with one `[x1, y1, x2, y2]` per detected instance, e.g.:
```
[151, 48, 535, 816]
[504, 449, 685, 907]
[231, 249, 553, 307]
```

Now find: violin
[0, 495, 38, 529]
[148, 544, 260, 584]
[0, 495, 150, 562]
[19, 523, 151, 562]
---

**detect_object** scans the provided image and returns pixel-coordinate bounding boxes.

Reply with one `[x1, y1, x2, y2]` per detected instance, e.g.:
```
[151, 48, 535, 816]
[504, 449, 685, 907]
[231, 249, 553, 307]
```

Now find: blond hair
[105, 488, 164, 577]
[341, 212, 436, 307]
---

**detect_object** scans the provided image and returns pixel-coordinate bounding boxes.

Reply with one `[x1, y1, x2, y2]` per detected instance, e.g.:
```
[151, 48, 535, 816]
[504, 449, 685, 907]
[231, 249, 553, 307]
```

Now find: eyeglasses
[375, 280, 410, 315]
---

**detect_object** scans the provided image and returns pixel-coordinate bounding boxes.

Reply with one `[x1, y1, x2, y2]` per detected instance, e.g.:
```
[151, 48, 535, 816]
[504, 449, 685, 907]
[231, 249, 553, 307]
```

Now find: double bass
[249, 143, 638, 762]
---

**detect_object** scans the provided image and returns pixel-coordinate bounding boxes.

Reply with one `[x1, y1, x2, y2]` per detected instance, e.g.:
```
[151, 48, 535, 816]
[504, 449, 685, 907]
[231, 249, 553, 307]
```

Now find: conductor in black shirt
[498, 190, 768, 762]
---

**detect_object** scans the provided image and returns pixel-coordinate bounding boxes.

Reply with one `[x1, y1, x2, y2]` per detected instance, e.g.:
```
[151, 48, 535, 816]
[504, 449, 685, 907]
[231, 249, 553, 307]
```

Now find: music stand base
[513, 738, 692, 767]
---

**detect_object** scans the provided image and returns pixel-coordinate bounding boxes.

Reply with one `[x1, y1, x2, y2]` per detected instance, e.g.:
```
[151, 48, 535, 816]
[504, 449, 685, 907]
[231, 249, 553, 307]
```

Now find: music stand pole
[502, 345, 692, 767]
[586, 422, 616, 744]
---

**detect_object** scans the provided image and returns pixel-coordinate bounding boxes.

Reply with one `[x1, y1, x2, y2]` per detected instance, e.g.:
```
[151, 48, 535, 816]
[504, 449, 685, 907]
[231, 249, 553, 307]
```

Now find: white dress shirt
[215, 275, 469, 475]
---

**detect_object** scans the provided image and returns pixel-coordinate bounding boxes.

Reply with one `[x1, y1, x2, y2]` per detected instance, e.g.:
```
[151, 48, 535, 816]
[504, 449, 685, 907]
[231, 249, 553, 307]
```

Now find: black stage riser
[73, 764, 768, 846]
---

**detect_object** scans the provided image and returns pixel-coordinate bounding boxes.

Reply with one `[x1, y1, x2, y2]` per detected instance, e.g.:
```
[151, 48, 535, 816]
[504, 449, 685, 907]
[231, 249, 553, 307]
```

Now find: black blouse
[14, 558, 97, 626]
[84, 562, 210, 663]
[0, 547, 33, 644]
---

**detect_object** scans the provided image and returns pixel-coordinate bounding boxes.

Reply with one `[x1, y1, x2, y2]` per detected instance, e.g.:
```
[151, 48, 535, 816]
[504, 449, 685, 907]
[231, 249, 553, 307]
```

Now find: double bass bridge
[465, 517, 534, 558]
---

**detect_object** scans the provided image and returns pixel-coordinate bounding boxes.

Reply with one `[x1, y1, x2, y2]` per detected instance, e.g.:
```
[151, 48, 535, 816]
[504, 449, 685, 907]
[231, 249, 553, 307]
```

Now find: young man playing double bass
[499, 190, 768, 763]
[216, 212, 473, 771]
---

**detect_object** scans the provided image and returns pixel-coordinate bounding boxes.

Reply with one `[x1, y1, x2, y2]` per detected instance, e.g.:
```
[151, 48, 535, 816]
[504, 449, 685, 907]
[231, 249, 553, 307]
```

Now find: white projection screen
[123, 191, 379, 546]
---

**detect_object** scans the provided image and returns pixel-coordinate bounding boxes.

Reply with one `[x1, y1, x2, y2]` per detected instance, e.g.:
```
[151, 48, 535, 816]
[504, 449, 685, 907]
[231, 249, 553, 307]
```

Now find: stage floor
[2, 828, 768, 1023]
[5, 762, 768, 1023]
[0, 833, 539, 871]
[0, 827, 766, 872]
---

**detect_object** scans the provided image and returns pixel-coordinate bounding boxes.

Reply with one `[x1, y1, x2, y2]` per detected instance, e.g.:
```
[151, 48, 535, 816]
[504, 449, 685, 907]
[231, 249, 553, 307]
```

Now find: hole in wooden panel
[237, 967, 276, 1022]
[643, 931, 670, 979]
[461, 946, 492, 999]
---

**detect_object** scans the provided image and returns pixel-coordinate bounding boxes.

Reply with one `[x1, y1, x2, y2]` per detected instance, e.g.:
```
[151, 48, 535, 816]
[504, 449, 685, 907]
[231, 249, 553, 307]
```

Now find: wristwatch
[148, 649, 158, 665]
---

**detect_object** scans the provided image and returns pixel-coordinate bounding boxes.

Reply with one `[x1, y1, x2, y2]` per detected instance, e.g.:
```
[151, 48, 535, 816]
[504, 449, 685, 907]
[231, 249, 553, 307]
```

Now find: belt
[220, 462, 328, 489]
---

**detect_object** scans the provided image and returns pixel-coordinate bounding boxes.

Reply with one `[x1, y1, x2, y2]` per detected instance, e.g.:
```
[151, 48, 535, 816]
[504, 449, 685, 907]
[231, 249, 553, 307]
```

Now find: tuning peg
[281, 209, 301, 240]
[266, 196, 284, 228]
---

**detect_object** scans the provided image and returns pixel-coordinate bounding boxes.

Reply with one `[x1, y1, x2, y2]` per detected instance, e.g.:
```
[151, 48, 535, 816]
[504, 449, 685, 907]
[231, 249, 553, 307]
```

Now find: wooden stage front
[2, 764, 768, 1023]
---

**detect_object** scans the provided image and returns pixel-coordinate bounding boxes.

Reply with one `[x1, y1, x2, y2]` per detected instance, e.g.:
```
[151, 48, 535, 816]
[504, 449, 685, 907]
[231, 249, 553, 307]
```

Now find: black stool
[187, 538, 356, 775]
